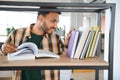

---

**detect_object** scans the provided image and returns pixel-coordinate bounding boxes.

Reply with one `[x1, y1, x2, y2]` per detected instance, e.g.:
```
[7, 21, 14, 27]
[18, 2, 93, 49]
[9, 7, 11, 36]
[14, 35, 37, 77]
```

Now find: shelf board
[0, 1, 115, 12]
[0, 54, 109, 70]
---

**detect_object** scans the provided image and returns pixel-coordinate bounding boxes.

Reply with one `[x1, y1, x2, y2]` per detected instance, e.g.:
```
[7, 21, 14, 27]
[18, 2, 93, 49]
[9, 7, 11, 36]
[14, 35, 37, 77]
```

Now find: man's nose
[53, 23, 58, 28]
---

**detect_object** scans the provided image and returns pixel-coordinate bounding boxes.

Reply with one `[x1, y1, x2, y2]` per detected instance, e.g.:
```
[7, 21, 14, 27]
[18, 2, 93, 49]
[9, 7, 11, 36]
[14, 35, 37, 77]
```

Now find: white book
[80, 30, 93, 59]
[7, 42, 60, 61]
[74, 27, 90, 59]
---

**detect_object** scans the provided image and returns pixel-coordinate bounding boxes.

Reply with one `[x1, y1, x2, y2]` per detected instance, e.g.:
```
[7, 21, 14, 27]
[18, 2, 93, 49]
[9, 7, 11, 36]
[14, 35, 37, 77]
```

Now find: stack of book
[67, 26, 101, 59]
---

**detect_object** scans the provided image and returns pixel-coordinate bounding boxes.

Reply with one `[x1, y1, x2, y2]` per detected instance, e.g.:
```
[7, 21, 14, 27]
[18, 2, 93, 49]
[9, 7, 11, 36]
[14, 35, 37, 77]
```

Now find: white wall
[0, 71, 12, 77]
[85, 13, 97, 27]
[70, 13, 84, 28]
[105, 0, 120, 80]
[70, 13, 97, 29]
[112, 1, 120, 80]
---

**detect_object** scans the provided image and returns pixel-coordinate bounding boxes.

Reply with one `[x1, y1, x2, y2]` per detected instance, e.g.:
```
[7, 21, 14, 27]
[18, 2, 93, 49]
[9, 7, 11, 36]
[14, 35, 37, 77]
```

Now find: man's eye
[51, 20, 55, 22]
[51, 19, 58, 23]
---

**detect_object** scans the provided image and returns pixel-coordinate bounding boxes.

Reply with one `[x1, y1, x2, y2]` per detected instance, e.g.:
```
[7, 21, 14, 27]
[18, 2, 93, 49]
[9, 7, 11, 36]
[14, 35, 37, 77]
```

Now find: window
[0, 11, 70, 42]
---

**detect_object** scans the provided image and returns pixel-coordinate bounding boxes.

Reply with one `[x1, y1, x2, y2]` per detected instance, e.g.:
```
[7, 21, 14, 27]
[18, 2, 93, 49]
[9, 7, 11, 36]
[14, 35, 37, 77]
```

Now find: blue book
[67, 30, 81, 58]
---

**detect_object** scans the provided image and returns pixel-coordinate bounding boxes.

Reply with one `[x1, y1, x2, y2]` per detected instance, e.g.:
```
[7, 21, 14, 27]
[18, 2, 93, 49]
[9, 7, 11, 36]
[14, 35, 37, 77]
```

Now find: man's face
[41, 12, 60, 34]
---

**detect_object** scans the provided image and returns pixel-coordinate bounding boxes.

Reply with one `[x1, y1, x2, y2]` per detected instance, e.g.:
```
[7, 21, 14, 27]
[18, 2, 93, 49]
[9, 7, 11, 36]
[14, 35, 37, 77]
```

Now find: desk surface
[0, 54, 109, 70]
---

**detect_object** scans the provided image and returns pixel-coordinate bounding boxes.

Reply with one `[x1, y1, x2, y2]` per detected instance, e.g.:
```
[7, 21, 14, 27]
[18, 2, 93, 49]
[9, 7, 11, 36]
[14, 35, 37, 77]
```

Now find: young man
[1, 7, 71, 80]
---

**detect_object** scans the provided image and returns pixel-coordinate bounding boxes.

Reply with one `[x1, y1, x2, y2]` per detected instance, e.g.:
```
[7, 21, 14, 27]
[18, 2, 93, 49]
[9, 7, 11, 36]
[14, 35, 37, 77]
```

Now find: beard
[41, 22, 56, 35]
[41, 22, 48, 34]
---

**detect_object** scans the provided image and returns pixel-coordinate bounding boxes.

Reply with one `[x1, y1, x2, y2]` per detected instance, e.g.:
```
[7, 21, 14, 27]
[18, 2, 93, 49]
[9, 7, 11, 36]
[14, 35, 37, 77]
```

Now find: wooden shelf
[0, 54, 109, 70]
[0, 2, 115, 80]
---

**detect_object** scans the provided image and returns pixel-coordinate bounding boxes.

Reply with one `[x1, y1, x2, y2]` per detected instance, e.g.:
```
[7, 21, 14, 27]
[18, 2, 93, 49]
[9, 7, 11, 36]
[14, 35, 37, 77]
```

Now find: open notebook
[7, 42, 60, 61]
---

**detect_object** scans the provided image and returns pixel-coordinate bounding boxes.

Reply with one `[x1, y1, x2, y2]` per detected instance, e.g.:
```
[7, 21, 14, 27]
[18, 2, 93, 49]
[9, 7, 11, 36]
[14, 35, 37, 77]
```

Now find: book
[67, 30, 82, 58]
[79, 30, 95, 59]
[7, 42, 60, 61]
[74, 27, 90, 59]
[85, 30, 96, 58]
[88, 26, 100, 57]
[67, 30, 77, 58]
[92, 32, 101, 57]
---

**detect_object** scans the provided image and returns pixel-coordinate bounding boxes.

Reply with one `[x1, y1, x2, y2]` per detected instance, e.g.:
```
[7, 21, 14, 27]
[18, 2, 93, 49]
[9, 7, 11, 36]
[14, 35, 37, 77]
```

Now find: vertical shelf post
[108, 4, 116, 80]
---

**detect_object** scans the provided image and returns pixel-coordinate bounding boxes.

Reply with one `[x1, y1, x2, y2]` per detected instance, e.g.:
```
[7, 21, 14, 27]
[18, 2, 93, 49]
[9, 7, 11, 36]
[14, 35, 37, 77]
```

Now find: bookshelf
[0, 1, 115, 80]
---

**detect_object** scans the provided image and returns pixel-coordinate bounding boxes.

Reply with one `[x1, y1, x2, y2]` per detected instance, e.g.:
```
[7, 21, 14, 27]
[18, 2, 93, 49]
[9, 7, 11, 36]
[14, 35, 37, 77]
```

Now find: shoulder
[11, 27, 27, 34]
[8, 27, 27, 38]
[15, 27, 27, 32]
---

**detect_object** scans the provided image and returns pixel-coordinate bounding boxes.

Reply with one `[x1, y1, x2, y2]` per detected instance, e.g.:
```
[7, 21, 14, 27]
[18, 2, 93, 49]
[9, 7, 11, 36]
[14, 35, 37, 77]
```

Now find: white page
[36, 50, 60, 58]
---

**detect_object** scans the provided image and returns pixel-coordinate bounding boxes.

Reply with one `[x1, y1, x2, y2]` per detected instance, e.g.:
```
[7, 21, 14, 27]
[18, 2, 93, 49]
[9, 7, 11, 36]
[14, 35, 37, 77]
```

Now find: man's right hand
[1, 43, 17, 55]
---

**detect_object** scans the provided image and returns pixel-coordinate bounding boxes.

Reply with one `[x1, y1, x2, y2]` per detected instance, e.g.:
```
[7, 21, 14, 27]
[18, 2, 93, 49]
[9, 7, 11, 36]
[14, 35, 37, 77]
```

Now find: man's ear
[38, 15, 44, 22]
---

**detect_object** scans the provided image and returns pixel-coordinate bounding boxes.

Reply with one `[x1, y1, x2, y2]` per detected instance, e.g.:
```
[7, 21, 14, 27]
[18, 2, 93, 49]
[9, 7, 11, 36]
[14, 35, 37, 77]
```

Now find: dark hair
[38, 6, 61, 16]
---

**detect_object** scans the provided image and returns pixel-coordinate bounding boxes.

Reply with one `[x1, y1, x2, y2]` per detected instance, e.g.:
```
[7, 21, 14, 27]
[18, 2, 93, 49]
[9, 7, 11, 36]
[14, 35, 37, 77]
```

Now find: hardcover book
[79, 30, 95, 59]
[74, 27, 90, 59]
[67, 30, 82, 58]
[88, 26, 100, 57]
